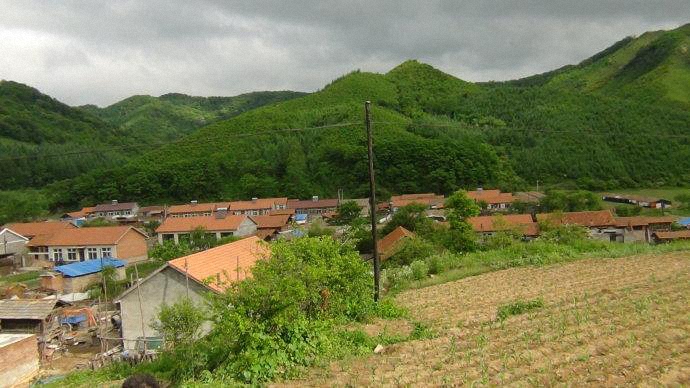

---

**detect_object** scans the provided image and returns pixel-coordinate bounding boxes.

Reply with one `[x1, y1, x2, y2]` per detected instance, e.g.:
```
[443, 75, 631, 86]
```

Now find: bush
[496, 298, 544, 321]
[425, 252, 456, 274]
[149, 240, 191, 261]
[152, 298, 206, 349]
[382, 266, 413, 290]
[409, 260, 429, 280]
[386, 237, 436, 267]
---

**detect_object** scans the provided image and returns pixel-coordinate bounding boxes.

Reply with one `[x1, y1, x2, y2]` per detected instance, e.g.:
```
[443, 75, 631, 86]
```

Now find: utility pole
[365, 101, 380, 302]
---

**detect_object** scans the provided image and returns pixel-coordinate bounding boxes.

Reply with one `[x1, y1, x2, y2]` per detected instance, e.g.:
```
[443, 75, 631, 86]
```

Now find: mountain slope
[79, 91, 306, 141]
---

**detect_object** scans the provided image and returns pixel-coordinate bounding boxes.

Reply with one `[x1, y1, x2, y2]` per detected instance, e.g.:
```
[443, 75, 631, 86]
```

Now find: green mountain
[79, 91, 306, 141]
[41, 23, 690, 208]
[0, 81, 305, 190]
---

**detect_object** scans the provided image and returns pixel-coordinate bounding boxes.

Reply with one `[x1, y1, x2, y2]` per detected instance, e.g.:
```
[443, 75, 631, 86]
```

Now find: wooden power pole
[365, 101, 380, 302]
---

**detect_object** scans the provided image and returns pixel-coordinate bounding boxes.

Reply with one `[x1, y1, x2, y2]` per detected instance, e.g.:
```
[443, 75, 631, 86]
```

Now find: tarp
[54, 258, 126, 278]
[678, 217, 690, 227]
[294, 214, 308, 224]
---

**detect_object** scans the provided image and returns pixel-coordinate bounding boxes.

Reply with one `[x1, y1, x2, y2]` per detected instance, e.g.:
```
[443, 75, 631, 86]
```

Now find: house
[287, 196, 339, 215]
[90, 200, 139, 221]
[155, 215, 257, 244]
[43, 258, 127, 293]
[0, 299, 57, 334]
[3, 221, 75, 240]
[389, 193, 445, 212]
[467, 189, 516, 211]
[2, 222, 77, 267]
[0, 228, 29, 260]
[138, 206, 165, 221]
[0, 333, 39, 387]
[116, 236, 269, 350]
[26, 226, 148, 265]
[60, 206, 95, 226]
[167, 201, 228, 218]
[602, 194, 672, 209]
[378, 226, 416, 261]
[536, 210, 621, 242]
[468, 214, 539, 238]
[652, 230, 690, 243]
[250, 214, 291, 241]
[229, 197, 288, 216]
[614, 216, 675, 243]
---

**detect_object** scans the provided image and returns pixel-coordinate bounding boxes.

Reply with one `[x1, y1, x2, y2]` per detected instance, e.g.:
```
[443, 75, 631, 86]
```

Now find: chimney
[111, 200, 118, 205]
[312, 196, 319, 202]
[190, 200, 198, 205]
[252, 197, 258, 202]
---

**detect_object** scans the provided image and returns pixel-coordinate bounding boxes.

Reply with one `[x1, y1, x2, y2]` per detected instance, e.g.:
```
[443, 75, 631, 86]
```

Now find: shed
[0, 299, 57, 333]
[0, 333, 39, 386]
[53, 258, 126, 293]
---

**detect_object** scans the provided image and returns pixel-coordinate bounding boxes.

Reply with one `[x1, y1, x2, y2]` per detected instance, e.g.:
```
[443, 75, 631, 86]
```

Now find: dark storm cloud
[1, 1, 688, 106]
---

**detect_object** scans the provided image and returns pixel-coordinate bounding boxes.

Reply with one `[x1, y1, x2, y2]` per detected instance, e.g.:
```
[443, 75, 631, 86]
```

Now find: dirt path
[280, 252, 690, 386]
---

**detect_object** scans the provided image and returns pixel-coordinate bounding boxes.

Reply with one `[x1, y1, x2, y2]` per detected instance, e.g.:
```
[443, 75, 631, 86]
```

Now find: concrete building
[156, 215, 257, 244]
[116, 236, 269, 350]
[467, 189, 516, 212]
[90, 200, 140, 221]
[26, 226, 148, 265]
[0, 228, 29, 259]
[167, 201, 228, 218]
[287, 197, 340, 215]
[229, 197, 288, 216]
[0, 334, 39, 387]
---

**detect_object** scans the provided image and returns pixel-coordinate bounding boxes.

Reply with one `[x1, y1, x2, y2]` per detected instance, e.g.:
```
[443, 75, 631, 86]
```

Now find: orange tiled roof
[287, 198, 339, 210]
[229, 197, 288, 211]
[26, 226, 145, 247]
[250, 214, 290, 229]
[614, 216, 675, 228]
[536, 210, 615, 228]
[167, 202, 228, 215]
[156, 215, 251, 233]
[3, 221, 75, 239]
[378, 226, 416, 260]
[168, 236, 269, 292]
[467, 189, 515, 205]
[468, 214, 539, 236]
[268, 208, 295, 216]
[653, 230, 690, 240]
[390, 193, 445, 209]
[65, 206, 95, 219]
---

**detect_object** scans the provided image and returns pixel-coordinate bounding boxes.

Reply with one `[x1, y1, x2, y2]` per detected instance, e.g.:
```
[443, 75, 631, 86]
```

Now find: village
[1, 188, 689, 386]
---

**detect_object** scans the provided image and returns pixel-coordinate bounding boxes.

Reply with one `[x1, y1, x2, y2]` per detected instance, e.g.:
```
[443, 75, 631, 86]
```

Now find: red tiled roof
[26, 226, 145, 247]
[229, 198, 287, 211]
[287, 198, 339, 210]
[614, 216, 675, 228]
[653, 230, 690, 240]
[65, 206, 95, 219]
[467, 189, 515, 205]
[378, 226, 416, 260]
[3, 221, 75, 239]
[156, 215, 252, 233]
[167, 202, 227, 215]
[390, 193, 445, 209]
[268, 208, 295, 216]
[250, 214, 290, 229]
[468, 214, 539, 236]
[536, 210, 615, 228]
[168, 236, 269, 292]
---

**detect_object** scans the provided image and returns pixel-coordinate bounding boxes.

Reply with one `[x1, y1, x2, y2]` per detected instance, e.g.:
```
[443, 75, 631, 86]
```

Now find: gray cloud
[1, 0, 688, 106]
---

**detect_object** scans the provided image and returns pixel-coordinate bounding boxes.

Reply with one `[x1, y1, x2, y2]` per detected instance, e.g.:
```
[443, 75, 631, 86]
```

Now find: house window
[53, 249, 63, 261]
[101, 247, 112, 258]
[87, 248, 98, 259]
[67, 248, 78, 261]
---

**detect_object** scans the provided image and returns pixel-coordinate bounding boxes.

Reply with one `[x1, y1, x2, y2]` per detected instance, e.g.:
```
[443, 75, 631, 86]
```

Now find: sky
[1, 1, 689, 106]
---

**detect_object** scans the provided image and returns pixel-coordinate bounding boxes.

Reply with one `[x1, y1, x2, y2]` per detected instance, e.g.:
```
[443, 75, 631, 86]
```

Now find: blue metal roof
[294, 214, 308, 222]
[55, 258, 126, 277]
[678, 217, 690, 227]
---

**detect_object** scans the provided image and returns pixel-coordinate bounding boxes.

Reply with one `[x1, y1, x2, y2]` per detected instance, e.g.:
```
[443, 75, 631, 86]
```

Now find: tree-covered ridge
[79, 90, 307, 141]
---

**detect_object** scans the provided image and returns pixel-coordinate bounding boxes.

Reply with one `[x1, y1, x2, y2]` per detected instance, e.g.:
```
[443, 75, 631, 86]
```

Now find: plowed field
[281, 252, 690, 386]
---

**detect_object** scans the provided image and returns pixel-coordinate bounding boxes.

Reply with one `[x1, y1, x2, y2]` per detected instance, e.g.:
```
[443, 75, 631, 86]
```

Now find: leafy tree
[152, 298, 206, 349]
[674, 193, 690, 210]
[0, 190, 49, 225]
[443, 190, 481, 252]
[332, 200, 362, 225]
[541, 190, 602, 212]
[381, 203, 431, 235]
[149, 240, 191, 261]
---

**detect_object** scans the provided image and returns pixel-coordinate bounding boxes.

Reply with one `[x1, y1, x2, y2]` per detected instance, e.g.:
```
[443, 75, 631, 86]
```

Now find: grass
[496, 299, 545, 321]
[0, 270, 40, 286]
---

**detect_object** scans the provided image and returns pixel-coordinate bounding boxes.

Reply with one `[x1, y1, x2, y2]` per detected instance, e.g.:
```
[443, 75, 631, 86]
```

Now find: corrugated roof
[379, 226, 416, 260]
[168, 236, 269, 292]
[229, 197, 288, 211]
[614, 216, 675, 228]
[156, 215, 252, 233]
[3, 221, 75, 239]
[0, 299, 56, 320]
[26, 226, 145, 247]
[92, 202, 138, 212]
[250, 214, 290, 229]
[54, 258, 126, 277]
[287, 198, 339, 210]
[653, 230, 690, 240]
[168, 202, 227, 215]
[468, 214, 539, 236]
[536, 210, 615, 228]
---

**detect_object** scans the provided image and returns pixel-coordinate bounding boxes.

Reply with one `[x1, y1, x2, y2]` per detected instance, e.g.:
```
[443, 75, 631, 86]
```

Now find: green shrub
[152, 298, 206, 349]
[496, 298, 545, 321]
[386, 237, 436, 267]
[149, 240, 191, 261]
[382, 266, 413, 290]
[410, 260, 429, 280]
[425, 253, 454, 274]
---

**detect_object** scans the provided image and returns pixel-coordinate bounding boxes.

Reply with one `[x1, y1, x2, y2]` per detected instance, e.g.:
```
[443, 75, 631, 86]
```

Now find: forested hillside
[79, 91, 305, 141]
[4, 23, 690, 213]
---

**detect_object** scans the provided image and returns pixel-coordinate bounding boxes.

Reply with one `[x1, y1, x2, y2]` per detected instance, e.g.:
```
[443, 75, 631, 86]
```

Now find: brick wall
[116, 229, 148, 264]
[0, 334, 39, 387]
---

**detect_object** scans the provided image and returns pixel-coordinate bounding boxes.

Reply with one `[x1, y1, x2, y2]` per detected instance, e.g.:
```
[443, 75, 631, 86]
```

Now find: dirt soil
[279, 251, 690, 386]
